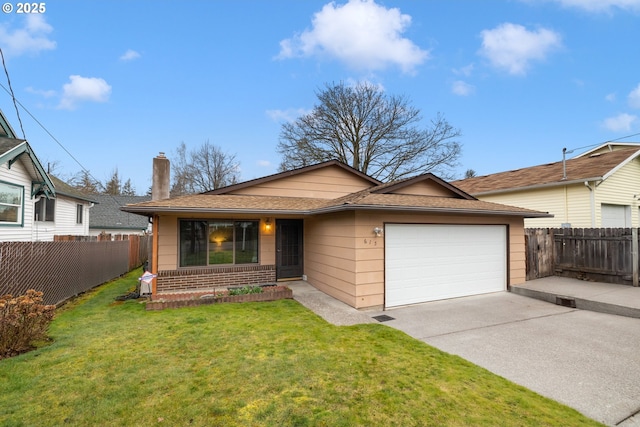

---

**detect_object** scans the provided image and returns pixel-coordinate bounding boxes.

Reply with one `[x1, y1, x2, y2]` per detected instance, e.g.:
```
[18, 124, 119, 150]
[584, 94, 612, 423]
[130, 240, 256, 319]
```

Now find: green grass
[0, 269, 603, 427]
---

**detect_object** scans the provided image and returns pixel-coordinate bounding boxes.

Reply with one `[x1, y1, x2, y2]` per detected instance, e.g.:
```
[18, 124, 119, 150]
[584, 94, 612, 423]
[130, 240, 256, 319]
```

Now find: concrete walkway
[511, 276, 640, 319]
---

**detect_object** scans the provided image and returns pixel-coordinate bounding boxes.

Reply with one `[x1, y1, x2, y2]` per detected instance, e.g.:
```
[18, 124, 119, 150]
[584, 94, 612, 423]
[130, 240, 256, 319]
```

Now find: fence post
[633, 228, 639, 287]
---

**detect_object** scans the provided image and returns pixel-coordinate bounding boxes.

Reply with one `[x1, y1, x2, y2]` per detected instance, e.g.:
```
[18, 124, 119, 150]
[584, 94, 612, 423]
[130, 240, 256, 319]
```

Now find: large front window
[0, 182, 23, 224]
[180, 220, 259, 267]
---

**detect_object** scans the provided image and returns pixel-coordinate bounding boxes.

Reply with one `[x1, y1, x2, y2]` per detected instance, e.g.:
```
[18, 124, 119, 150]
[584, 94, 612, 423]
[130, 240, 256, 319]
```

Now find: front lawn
[0, 269, 602, 426]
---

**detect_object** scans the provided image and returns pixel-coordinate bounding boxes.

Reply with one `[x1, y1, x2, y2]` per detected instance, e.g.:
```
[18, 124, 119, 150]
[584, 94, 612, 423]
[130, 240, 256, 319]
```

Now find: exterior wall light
[264, 218, 272, 232]
[373, 227, 383, 237]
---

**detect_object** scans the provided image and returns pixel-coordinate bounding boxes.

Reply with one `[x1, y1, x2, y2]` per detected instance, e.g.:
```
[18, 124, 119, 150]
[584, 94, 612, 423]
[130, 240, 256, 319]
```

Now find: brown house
[122, 157, 549, 309]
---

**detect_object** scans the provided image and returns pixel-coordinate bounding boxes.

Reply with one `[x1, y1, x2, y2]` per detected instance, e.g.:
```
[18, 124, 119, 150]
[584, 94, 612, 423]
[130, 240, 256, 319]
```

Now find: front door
[276, 219, 303, 279]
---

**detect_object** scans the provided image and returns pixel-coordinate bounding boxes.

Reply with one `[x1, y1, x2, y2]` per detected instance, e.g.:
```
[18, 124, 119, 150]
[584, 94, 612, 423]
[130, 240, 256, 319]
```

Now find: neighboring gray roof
[90, 194, 151, 231]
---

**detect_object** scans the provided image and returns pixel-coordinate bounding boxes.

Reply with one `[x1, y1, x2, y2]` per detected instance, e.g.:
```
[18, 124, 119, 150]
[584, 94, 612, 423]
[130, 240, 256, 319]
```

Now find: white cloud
[257, 160, 272, 167]
[119, 49, 140, 61]
[0, 15, 56, 57]
[452, 63, 475, 77]
[452, 80, 475, 96]
[602, 113, 638, 131]
[25, 86, 56, 98]
[276, 0, 429, 74]
[478, 23, 562, 75]
[628, 83, 640, 109]
[266, 108, 310, 122]
[58, 75, 112, 110]
[545, 0, 640, 13]
[605, 93, 616, 102]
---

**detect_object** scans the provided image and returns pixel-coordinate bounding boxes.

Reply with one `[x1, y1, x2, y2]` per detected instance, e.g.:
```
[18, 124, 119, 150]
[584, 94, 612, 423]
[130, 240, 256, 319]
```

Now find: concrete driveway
[370, 292, 640, 427]
[289, 282, 640, 426]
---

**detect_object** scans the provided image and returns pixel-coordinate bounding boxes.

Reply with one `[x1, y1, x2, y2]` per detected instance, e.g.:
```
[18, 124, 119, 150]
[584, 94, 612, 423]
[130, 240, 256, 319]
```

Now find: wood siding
[594, 159, 640, 227]
[305, 210, 525, 309]
[304, 211, 358, 307]
[227, 165, 374, 199]
[34, 196, 90, 241]
[0, 158, 35, 242]
[0, 156, 91, 241]
[388, 180, 459, 197]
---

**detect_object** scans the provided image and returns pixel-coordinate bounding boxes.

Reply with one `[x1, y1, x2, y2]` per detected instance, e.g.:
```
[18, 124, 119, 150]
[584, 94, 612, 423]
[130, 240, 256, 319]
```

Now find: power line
[0, 81, 135, 206]
[564, 132, 640, 154]
[0, 48, 26, 139]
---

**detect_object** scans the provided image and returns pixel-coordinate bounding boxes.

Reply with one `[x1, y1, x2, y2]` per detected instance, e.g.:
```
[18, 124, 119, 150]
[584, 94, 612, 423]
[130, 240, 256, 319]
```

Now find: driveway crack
[422, 309, 580, 339]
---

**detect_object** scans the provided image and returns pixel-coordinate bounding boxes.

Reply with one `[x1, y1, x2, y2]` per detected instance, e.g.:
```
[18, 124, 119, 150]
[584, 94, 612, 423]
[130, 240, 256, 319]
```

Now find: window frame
[0, 180, 24, 226]
[34, 197, 55, 222]
[179, 219, 260, 268]
[76, 204, 83, 224]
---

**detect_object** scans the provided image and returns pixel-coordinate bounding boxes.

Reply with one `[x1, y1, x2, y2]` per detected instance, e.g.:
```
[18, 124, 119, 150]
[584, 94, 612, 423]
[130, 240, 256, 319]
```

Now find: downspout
[585, 181, 596, 227]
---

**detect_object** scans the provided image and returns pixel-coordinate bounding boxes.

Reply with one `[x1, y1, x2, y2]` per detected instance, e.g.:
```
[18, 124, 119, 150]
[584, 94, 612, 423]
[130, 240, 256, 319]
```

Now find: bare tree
[464, 169, 477, 178]
[277, 82, 462, 181]
[171, 140, 240, 196]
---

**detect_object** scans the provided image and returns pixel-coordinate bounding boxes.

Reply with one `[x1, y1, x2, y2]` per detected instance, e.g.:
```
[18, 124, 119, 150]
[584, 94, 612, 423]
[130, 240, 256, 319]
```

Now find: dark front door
[276, 219, 303, 279]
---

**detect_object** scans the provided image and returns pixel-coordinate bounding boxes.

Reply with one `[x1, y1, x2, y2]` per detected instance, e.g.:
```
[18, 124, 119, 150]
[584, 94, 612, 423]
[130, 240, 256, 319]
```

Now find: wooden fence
[525, 228, 639, 286]
[0, 234, 152, 305]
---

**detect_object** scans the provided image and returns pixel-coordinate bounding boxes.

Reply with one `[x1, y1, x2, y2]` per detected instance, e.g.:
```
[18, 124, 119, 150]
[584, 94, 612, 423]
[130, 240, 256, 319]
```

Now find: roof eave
[120, 206, 312, 216]
[121, 201, 551, 219]
[311, 203, 552, 218]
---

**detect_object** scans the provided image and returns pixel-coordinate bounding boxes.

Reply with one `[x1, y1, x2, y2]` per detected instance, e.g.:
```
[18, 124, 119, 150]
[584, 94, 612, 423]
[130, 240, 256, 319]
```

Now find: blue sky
[1, 0, 639, 194]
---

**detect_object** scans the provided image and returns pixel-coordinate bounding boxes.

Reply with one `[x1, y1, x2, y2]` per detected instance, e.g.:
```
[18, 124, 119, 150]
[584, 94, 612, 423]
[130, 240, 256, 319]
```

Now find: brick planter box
[146, 287, 293, 311]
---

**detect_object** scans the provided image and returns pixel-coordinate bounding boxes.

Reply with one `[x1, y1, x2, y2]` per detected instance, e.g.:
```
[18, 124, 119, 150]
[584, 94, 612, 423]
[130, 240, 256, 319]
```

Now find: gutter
[311, 203, 553, 218]
[121, 206, 315, 216]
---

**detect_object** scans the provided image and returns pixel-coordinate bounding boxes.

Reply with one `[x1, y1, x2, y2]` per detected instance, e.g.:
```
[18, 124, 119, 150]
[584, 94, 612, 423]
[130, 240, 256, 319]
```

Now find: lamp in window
[373, 227, 383, 237]
[264, 218, 272, 233]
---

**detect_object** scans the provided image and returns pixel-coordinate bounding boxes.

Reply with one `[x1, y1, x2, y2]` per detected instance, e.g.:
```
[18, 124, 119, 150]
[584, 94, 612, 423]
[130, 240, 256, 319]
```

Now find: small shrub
[227, 286, 263, 296]
[0, 290, 56, 359]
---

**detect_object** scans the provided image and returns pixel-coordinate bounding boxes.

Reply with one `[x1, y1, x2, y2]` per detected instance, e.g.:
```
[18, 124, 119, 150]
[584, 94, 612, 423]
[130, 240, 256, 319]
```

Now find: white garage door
[385, 224, 507, 308]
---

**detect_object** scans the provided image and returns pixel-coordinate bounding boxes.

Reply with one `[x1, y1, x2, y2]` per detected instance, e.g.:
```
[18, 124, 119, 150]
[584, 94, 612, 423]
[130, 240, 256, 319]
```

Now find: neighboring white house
[41, 176, 97, 240]
[0, 110, 95, 242]
[453, 143, 640, 228]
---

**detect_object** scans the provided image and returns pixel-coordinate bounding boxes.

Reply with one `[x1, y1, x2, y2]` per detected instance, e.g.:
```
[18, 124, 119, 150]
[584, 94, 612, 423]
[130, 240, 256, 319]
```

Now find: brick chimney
[152, 152, 170, 201]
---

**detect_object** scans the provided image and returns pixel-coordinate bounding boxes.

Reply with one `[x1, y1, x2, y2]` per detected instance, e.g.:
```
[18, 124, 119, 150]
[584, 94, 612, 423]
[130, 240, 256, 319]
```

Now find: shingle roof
[123, 180, 549, 218]
[452, 148, 640, 195]
[50, 176, 97, 203]
[90, 194, 152, 230]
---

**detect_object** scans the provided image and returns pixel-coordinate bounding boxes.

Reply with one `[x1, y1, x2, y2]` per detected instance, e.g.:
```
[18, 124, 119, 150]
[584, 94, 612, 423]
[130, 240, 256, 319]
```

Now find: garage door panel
[385, 224, 506, 308]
